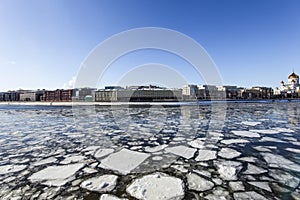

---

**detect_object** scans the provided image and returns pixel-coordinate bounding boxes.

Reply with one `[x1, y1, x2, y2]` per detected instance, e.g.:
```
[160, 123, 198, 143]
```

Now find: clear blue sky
[0, 0, 300, 91]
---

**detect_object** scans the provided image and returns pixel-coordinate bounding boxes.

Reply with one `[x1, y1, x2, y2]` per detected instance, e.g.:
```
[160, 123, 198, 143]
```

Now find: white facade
[275, 71, 300, 95]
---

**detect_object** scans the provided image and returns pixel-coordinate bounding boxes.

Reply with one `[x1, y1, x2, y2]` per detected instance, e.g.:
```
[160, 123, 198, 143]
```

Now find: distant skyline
[1, 0, 300, 91]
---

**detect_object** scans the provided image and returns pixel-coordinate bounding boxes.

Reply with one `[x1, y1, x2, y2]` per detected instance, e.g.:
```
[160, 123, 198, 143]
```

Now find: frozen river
[0, 101, 299, 199]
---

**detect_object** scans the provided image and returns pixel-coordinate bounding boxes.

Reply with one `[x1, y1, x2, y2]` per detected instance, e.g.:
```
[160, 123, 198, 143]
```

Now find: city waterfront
[0, 101, 299, 199]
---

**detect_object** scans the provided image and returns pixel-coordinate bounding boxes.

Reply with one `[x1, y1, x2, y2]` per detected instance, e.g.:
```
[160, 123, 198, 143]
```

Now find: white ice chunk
[187, 173, 214, 191]
[253, 146, 272, 152]
[269, 170, 300, 188]
[99, 149, 150, 175]
[100, 194, 128, 200]
[238, 157, 257, 163]
[188, 139, 205, 149]
[250, 129, 279, 134]
[0, 165, 27, 175]
[28, 163, 84, 186]
[171, 165, 188, 173]
[165, 145, 197, 159]
[231, 130, 260, 138]
[285, 148, 300, 154]
[241, 121, 261, 126]
[204, 187, 230, 200]
[126, 172, 184, 200]
[243, 163, 267, 175]
[81, 175, 118, 192]
[229, 181, 245, 191]
[221, 139, 249, 145]
[262, 152, 300, 172]
[233, 191, 267, 200]
[249, 181, 272, 192]
[218, 148, 241, 159]
[196, 150, 217, 161]
[260, 137, 287, 143]
[94, 149, 114, 159]
[273, 128, 294, 133]
[215, 161, 242, 181]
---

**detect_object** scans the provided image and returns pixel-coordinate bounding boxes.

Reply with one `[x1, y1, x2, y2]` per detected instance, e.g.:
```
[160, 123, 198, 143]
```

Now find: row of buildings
[0, 88, 95, 102]
[0, 71, 299, 102]
[0, 85, 275, 102]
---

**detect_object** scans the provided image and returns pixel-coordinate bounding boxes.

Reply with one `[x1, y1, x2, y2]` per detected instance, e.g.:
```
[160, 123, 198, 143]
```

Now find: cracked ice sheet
[165, 145, 197, 159]
[99, 149, 150, 175]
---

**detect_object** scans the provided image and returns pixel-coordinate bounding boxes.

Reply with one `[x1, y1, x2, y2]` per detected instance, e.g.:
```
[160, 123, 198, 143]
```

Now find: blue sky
[0, 0, 300, 91]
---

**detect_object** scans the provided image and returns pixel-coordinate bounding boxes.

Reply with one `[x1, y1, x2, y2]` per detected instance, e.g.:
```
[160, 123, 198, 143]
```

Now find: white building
[182, 85, 198, 98]
[274, 71, 300, 95]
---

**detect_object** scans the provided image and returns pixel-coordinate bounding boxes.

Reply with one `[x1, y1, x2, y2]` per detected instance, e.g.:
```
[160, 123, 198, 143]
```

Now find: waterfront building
[95, 86, 182, 102]
[274, 71, 300, 97]
[1, 91, 20, 101]
[73, 87, 96, 101]
[41, 89, 73, 102]
[217, 86, 238, 99]
[182, 85, 198, 100]
[19, 91, 36, 101]
[198, 85, 221, 99]
[237, 87, 273, 99]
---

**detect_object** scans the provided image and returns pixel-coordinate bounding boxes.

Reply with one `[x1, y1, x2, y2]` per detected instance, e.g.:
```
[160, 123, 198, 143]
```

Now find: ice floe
[285, 147, 300, 154]
[221, 139, 250, 145]
[231, 130, 260, 138]
[259, 137, 287, 143]
[28, 163, 84, 186]
[269, 169, 300, 188]
[100, 194, 128, 200]
[243, 163, 267, 175]
[188, 138, 205, 149]
[218, 148, 241, 159]
[248, 181, 272, 192]
[241, 121, 261, 126]
[0, 164, 27, 175]
[250, 129, 279, 134]
[126, 172, 184, 200]
[233, 191, 267, 200]
[165, 145, 197, 159]
[215, 161, 242, 181]
[80, 174, 118, 192]
[196, 150, 217, 161]
[204, 187, 230, 200]
[229, 181, 245, 191]
[273, 127, 294, 133]
[99, 149, 150, 175]
[262, 152, 300, 172]
[187, 173, 214, 191]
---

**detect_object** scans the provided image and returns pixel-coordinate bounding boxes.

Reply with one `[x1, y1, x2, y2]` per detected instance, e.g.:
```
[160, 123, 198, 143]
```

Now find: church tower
[288, 71, 299, 85]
